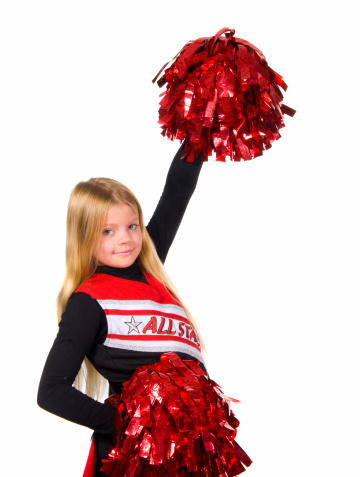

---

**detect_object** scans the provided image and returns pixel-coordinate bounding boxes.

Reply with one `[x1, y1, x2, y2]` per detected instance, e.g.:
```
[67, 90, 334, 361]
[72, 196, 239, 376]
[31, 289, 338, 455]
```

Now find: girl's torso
[76, 268, 205, 395]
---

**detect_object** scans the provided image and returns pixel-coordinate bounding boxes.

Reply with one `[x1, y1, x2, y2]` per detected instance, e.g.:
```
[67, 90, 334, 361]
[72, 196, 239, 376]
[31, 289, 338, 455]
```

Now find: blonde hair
[57, 177, 204, 400]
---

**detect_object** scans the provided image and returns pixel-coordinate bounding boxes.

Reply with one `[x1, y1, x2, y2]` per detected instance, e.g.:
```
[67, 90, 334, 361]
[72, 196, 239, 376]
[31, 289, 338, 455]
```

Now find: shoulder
[75, 273, 142, 301]
[62, 291, 107, 345]
[75, 273, 122, 300]
[65, 291, 105, 322]
[76, 273, 107, 295]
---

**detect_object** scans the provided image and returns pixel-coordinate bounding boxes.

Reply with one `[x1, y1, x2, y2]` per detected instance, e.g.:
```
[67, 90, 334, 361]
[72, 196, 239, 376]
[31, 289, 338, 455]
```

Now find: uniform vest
[76, 273, 204, 373]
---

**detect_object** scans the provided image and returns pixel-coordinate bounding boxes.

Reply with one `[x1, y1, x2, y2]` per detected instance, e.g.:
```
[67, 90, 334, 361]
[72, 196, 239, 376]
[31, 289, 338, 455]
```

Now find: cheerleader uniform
[37, 145, 204, 476]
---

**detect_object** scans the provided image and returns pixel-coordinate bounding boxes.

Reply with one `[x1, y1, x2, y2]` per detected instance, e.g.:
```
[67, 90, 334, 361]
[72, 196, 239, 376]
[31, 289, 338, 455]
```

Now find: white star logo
[125, 316, 142, 334]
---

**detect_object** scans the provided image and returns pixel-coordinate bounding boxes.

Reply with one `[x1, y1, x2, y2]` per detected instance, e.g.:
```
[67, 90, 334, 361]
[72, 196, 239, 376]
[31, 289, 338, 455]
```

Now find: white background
[1, 1, 359, 476]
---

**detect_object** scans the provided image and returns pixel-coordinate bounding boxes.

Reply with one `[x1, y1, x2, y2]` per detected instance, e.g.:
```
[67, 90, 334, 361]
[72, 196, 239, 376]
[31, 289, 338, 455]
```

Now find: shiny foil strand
[101, 353, 251, 476]
[153, 27, 295, 162]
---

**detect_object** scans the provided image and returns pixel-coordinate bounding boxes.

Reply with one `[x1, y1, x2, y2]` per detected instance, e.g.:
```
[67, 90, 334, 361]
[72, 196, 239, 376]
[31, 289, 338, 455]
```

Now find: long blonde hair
[57, 177, 204, 400]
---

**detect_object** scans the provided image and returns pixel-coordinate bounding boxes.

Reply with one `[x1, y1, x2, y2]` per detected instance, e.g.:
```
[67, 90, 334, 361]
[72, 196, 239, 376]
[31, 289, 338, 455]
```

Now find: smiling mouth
[114, 250, 133, 256]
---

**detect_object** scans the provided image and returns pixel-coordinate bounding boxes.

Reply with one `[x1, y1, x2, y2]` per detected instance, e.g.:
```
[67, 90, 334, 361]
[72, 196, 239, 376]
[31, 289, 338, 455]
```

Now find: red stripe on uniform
[103, 309, 187, 321]
[107, 333, 201, 351]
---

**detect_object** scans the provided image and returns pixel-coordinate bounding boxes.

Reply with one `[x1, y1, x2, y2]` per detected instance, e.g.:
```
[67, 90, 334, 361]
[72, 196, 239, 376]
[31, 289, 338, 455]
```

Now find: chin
[113, 256, 138, 268]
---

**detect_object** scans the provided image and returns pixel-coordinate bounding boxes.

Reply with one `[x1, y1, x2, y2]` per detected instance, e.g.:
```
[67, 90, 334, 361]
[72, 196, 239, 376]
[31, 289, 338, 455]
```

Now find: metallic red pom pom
[101, 353, 252, 476]
[153, 27, 296, 162]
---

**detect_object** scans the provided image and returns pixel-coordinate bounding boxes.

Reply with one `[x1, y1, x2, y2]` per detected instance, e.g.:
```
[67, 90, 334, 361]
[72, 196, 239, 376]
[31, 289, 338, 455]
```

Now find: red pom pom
[101, 353, 252, 476]
[153, 27, 296, 162]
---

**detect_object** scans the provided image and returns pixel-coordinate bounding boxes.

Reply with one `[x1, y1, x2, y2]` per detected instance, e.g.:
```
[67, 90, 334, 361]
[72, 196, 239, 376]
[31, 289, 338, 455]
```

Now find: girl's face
[96, 203, 142, 268]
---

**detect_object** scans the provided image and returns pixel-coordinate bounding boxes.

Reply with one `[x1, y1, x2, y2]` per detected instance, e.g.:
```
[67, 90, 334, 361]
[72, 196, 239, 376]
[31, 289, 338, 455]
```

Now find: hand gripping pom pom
[101, 352, 252, 477]
[153, 27, 296, 162]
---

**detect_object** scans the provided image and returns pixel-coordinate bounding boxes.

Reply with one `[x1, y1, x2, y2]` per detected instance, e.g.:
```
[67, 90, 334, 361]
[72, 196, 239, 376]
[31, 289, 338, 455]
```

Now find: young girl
[38, 145, 251, 476]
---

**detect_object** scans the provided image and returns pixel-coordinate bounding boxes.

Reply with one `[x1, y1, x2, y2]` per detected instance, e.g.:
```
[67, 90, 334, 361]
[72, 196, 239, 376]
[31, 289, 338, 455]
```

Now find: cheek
[97, 238, 110, 259]
[136, 231, 143, 250]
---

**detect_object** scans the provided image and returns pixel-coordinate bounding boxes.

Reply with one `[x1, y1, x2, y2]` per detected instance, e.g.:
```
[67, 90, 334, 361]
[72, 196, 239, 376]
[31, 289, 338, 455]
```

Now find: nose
[117, 228, 132, 244]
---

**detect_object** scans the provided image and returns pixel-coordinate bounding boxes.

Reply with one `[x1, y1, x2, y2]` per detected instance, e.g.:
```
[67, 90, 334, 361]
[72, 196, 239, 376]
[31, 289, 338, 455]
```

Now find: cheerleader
[38, 145, 251, 476]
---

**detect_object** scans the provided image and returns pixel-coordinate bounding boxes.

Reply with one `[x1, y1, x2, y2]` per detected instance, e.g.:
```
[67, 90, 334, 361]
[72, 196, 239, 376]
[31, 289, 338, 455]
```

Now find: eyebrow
[103, 217, 140, 227]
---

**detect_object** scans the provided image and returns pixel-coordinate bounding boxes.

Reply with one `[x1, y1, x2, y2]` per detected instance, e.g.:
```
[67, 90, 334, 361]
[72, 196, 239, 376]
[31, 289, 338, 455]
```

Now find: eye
[128, 224, 140, 231]
[103, 229, 114, 236]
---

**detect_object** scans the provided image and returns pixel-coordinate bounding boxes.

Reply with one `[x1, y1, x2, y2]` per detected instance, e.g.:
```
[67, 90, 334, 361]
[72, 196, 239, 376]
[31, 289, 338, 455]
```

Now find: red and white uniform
[76, 272, 203, 367]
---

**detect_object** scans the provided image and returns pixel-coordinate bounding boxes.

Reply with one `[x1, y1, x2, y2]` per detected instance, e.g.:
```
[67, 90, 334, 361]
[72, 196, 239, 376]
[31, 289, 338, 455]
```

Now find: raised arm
[146, 144, 203, 262]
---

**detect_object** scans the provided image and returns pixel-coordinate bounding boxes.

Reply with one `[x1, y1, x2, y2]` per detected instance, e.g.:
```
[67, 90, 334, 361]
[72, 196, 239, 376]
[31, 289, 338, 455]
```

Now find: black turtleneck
[37, 146, 203, 440]
[96, 263, 147, 283]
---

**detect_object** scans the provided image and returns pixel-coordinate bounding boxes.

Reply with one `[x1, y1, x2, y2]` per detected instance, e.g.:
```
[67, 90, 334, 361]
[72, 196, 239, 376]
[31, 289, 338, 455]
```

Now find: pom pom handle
[210, 27, 235, 53]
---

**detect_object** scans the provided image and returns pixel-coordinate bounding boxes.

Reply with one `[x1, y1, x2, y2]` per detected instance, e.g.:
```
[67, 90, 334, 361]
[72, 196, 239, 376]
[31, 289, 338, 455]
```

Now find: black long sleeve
[37, 293, 118, 435]
[147, 143, 203, 262]
[37, 145, 203, 435]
